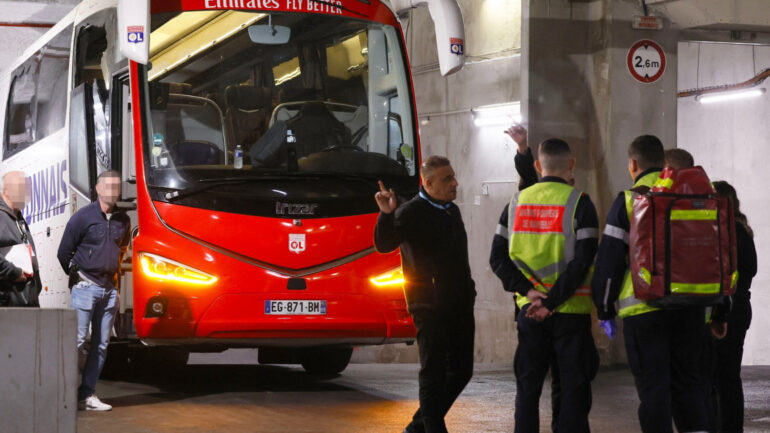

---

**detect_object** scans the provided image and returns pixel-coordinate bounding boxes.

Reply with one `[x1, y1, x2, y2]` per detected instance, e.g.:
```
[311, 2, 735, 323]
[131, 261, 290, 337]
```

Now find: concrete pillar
[0, 308, 78, 433]
[353, 0, 524, 363]
[522, 0, 679, 363]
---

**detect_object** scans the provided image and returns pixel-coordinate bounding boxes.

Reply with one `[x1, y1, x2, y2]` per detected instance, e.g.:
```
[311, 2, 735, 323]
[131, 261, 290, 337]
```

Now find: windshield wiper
[159, 173, 381, 203]
[307, 0, 367, 17]
[161, 176, 304, 202]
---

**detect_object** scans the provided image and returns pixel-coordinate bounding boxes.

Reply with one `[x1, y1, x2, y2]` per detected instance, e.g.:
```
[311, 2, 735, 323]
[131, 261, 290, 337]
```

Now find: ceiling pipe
[678, 68, 770, 98]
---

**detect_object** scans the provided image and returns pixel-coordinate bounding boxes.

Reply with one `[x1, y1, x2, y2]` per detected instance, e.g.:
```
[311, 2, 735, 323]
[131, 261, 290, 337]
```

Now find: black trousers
[713, 304, 752, 433]
[515, 298, 562, 432]
[623, 308, 710, 433]
[514, 307, 598, 433]
[405, 307, 475, 433]
[550, 356, 562, 433]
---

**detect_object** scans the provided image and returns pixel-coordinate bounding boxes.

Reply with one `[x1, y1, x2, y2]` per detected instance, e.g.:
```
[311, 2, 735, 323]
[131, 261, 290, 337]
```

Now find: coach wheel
[300, 346, 353, 376]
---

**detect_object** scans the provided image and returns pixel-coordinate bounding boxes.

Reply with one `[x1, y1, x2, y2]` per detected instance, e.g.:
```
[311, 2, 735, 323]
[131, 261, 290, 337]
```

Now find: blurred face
[3, 172, 29, 211]
[96, 175, 121, 208]
[424, 165, 458, 203]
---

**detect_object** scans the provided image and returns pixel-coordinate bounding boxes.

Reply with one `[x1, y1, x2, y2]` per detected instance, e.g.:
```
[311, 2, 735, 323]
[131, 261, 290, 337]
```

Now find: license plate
[264, 300, 327, 315]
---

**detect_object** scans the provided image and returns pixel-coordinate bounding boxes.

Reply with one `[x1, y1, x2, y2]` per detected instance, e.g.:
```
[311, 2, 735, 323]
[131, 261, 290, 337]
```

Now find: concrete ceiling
[647, 0, 770, 32]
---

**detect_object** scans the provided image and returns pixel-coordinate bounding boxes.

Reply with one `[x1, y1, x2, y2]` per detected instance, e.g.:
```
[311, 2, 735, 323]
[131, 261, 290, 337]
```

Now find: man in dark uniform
[489, 125, 563, 431]
[591, 136, 709, 433]
[506, 138, 599, 433]
[374, 156, 476, 433]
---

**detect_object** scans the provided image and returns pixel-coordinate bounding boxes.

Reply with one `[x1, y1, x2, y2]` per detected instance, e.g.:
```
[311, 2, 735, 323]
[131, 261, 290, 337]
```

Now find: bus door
[68, 8, 138, 338]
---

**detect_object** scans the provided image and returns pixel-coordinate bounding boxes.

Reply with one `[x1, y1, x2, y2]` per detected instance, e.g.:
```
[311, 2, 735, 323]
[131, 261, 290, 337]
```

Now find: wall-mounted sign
[632, 15, 663, 30]
[627, 39, 666, 84]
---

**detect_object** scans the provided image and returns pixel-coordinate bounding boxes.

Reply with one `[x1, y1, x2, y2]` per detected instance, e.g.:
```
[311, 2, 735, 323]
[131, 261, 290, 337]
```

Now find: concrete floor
[77, 354, 770, 433]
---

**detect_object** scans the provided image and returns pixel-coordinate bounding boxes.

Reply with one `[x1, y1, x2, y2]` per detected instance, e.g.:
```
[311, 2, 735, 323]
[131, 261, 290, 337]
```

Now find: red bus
[114, 0, 465, 373]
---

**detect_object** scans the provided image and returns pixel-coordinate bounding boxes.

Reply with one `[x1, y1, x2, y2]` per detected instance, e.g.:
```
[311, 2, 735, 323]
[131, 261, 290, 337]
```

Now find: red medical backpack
[629, 166, 737, 307]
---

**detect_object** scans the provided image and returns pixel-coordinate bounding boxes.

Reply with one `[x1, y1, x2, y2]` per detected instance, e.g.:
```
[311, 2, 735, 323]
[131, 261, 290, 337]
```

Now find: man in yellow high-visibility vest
[508, 138, 599, 433]
[591, 136, 710, 433]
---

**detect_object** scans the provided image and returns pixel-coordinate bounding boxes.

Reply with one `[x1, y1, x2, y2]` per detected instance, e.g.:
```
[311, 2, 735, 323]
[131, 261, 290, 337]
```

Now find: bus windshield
[142, 11, 417, 198]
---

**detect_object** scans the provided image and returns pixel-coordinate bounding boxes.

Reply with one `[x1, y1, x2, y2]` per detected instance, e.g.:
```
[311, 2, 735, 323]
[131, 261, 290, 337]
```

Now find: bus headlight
[139, 253, 218, 286]
[370, 268, 405, 288]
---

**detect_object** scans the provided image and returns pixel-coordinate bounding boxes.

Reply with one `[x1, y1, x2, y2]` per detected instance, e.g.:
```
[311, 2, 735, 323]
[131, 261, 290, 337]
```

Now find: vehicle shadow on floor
[101, 363, 381, 408]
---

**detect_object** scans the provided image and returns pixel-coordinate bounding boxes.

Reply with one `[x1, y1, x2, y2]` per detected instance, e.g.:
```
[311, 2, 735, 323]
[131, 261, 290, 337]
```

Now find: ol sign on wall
[627, 39, 666, 84]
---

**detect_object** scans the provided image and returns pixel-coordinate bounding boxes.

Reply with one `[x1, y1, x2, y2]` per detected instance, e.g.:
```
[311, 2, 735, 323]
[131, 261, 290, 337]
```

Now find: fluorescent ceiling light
[696, 88, 766, 104]
[473, 102, 521, 128]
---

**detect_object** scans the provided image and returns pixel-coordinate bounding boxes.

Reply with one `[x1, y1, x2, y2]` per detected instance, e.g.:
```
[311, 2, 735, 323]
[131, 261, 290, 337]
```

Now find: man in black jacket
[58, 170, 130, 412]
[374, 155, 475, 433]
[0, 171, 40, 307]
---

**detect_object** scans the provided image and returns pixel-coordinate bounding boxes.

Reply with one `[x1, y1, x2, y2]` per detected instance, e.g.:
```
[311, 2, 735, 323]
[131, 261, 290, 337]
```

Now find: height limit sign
[627, 39, 666, 84]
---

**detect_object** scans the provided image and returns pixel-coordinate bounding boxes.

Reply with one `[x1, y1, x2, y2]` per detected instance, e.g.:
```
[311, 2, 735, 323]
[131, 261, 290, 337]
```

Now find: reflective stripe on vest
[617, 171, 661, 319]
[509, 182, 593, 314]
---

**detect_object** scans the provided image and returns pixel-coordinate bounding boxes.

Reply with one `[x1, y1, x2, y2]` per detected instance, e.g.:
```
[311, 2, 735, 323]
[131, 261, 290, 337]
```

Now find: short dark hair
[628, 135, 664, 170]
[420, 155, 451, 179]
[538, 138, 572, 171]
[96, 170, 121, 184]
[664, 148, 694, 169]
[713, 180, 753, 237]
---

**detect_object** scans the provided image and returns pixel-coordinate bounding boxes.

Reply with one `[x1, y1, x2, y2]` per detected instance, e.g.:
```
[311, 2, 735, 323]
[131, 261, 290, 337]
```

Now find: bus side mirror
[118, 0, 150, 64]
[391, 0, 465, 76]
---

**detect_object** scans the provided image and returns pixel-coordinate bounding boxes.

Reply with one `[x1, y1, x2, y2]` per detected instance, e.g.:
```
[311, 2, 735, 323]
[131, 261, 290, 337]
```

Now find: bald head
[1, 171, 28, 211]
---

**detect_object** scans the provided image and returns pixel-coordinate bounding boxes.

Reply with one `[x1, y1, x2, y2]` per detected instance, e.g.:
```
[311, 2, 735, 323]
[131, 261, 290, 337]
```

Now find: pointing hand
[375, 180, 397, 214]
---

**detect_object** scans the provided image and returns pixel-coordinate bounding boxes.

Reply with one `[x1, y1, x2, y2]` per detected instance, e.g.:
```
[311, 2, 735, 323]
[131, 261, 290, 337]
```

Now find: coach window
[4, 58, 39, 159]
[36, 25, 73, 140]
[3, 25, 73, 161]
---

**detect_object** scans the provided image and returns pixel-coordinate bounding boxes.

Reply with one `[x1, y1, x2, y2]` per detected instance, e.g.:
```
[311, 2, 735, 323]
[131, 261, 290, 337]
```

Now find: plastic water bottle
[234, 144, 243, 169]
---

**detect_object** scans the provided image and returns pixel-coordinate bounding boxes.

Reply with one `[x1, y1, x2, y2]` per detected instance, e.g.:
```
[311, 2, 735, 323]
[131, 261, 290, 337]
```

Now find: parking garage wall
[678, 41, 770, 365]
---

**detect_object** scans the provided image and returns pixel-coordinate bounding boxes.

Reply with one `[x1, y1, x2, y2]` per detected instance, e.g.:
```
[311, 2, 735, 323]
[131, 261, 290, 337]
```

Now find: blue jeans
[70, 282, 119, 401]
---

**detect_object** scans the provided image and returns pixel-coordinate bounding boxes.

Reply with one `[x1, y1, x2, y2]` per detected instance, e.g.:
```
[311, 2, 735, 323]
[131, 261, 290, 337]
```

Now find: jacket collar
[0, 199, 21, 220]
[419, 187, 451, 210]
[634, 167, 662, 184]
[540, 176, 569, 184]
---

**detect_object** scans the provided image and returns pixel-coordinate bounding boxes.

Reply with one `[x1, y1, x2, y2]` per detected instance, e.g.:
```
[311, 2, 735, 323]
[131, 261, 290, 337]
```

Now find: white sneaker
[79, 395, 112, 411]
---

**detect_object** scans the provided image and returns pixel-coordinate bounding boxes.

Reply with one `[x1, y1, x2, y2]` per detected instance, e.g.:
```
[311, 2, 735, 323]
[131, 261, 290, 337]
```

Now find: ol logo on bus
[289, 234, 306, 254]
[127, 26, 145, 44]
[450, 38, 464, 55]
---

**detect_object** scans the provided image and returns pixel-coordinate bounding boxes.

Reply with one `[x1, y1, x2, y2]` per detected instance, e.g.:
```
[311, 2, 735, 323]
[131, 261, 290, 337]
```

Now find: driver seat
[225, 84, 272, 150]
[285, 102, 352, 157]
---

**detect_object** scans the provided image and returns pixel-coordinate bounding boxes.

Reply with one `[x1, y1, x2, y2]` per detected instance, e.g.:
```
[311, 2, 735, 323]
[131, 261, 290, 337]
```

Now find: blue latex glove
[600, 319, 617, 340]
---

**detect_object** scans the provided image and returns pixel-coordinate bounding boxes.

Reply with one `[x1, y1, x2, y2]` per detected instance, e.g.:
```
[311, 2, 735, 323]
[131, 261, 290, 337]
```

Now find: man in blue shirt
[58, 171, 130, 411]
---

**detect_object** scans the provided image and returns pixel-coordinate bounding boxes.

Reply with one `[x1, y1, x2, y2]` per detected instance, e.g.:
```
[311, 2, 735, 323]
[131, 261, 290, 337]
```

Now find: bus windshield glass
[143, 11, 417, 197]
